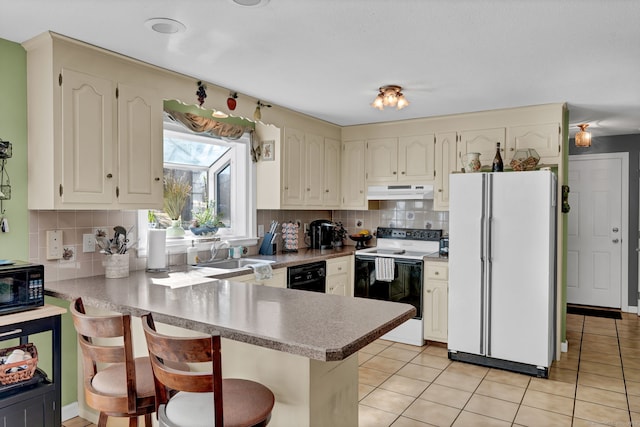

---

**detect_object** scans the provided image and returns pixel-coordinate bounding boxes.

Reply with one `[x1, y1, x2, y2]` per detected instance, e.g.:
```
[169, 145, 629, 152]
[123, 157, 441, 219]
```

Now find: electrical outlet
[304, 223, 309, 233]
[46, 230, 63, 260]
[83, 234, 96, 252]
[355, 218, 363, 228]
[258, 224, 265, 237]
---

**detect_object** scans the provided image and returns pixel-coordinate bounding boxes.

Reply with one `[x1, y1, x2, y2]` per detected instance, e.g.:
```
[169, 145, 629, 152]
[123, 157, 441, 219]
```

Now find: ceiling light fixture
[372, 85, 409, 111]
[575, 124, 592, 147]
[145, 18, 186, 34]
[231, 0, 270, 7]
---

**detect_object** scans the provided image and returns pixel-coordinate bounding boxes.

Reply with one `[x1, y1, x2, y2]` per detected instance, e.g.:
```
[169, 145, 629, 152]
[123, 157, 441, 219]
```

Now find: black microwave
[0, 261, 45, 315]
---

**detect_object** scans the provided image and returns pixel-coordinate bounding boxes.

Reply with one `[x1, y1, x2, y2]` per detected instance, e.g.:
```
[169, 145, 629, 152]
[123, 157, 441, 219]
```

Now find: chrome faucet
[208, 239, 230, 261]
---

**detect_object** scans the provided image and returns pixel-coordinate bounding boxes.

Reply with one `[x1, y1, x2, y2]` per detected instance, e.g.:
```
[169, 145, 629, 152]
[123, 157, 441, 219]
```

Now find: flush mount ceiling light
[575, 123, 592, 147]
[372, 85, 409, 111]
[230, 0, 270, 6]
[145, 18, 186, 34]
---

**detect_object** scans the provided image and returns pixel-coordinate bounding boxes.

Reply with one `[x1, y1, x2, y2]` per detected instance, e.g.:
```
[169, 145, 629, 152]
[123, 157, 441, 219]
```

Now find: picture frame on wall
[262, 140, 275, 161]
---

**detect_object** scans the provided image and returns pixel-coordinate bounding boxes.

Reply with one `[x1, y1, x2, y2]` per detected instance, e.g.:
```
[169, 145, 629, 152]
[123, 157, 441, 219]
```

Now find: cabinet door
[61, 68, 115, 204]
[327, 274, 347, 296]
[323, 138, 341, 207]
[366, 138, 398, 183]
[327, 257, 350, 296]
[424, 281, 448, 342]
[282, 128, 305, 206]
[398, 135, 435, 182]
[509, 123, 561, 165]
[117, 83, 163, 207]
[305, 133, 324, 206]
[458, 127, 505, 170]
[341, 141, 367, 209]
[434, 132, 458, 211]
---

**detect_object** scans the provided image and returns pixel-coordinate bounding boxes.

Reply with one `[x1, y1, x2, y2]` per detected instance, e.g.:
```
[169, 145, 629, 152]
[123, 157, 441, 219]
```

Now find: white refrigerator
[448, 170, 556, 377]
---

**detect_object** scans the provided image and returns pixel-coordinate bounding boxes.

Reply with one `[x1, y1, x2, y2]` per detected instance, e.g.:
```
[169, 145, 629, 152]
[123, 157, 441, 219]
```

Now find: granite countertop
[45, 263, 415, 362]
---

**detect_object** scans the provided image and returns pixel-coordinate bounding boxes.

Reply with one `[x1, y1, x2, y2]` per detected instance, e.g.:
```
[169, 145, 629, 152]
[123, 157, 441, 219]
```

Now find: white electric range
[354, 227, 442, 346]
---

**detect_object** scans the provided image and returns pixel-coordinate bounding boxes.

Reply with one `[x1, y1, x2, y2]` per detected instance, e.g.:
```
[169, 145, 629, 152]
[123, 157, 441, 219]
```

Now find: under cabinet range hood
[367, 184, 434, 200]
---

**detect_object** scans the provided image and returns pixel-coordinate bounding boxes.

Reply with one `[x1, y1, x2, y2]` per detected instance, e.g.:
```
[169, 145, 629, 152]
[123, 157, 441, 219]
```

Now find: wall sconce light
[372, 85, 409, 111]
[227, 92, 238, 110]
[575, 124, 592, 147]
[253, 101, 271, 121]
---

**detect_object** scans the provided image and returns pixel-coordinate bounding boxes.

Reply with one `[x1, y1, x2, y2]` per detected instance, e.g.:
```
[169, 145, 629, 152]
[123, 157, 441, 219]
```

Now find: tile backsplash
[31, 201, 448, 281]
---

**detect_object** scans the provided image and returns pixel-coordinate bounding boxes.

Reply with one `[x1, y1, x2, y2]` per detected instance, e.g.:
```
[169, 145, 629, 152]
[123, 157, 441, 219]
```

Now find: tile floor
[63, 312, 640, 427]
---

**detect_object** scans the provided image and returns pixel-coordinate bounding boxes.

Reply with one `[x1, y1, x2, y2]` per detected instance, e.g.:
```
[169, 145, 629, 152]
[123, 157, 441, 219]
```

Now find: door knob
[612, 227, 619, 232]
[612, 238, 619, 243]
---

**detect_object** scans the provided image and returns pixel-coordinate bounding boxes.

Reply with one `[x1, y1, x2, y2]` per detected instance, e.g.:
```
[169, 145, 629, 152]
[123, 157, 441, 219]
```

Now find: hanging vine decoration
[0, 138, 12, 216]
[196, 81, 207, 107]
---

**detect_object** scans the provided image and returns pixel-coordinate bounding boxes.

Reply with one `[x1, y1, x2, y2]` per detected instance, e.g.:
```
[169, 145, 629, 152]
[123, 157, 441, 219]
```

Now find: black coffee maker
[307, 220, 335, 249]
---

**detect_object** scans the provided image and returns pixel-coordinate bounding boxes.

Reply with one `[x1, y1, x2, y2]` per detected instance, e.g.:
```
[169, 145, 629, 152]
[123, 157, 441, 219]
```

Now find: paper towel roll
[147, 229, 167, 270]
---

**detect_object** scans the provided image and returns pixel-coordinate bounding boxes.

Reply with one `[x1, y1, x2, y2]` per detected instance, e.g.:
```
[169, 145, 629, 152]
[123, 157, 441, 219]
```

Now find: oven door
[354, 255, 423, 319]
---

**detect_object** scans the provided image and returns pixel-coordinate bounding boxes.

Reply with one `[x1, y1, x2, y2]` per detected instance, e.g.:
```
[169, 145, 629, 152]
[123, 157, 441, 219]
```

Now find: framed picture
[262, 140, 275, 161]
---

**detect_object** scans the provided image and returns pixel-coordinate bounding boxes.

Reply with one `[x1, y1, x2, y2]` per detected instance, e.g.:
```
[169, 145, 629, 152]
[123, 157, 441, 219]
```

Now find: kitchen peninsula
[45, 269, 415, 426]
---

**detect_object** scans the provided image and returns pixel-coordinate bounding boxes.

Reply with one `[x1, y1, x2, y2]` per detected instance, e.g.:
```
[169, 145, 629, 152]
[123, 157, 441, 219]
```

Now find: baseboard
[561, 340, 568, 353]
[567, 304, 622, 319]
[61, 402, 79, 422]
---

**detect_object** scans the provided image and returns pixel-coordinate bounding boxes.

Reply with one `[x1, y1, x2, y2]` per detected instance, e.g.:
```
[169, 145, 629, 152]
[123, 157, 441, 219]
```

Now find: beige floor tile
[395, 363, 442, 383]
[579, 360, 624, 379]
[445, 361, 489, 378]
[379, 374, 430, 398]
[582, 325, 618, 338]
[362, 341, 391, 355]
[421, 345, 448, 358]
[359, 351, 375, 365]
[359, 383, 376, 401]
[548, 366, 578, 384]
[552, 356, 579, 371]
[573, 400, 631, 425]
[577, 372, 626, 394]
[411, 352, 451, 370]
[628, 393, 640, 413]
[631, 411, 640, 427]
[624, 366, 640, 382]
[620, 341, 640, 352]
[463, 394, 518, 422]
[571, 418, 610, 427]
[514, 404, 573, 427]
[475, 379, 526, 403]
[576, 384, 628, 410]
[452, 410, 511, 426]
[622, 355, 640, 370]
[579, 349, 622, 366]
[361, 388, 416, 415]
[362, 355, 408, 374]
[584, 316, 616, 328]
[359, 366, 393, 387]
[581, 340, 618, 354]
[359, 404, 399, 427]
[528, 377, 576, 398]
[402, 399, 461, 427]
[419, 383, 472, 409]
[379, 346, 423, 363]
[484, 368, 531, 388]
[521, 389, 574, 416]
[390, 342, 425, 353]
[582, 332, 619, 344]
[390, 416, 430, 427]
[626, 379, 640, 396]
[62, 419, 94, 427]
[434, 370, 483, 393]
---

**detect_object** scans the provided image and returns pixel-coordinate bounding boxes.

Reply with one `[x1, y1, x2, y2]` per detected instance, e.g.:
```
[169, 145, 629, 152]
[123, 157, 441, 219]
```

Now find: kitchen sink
[195, 258, 274, 270]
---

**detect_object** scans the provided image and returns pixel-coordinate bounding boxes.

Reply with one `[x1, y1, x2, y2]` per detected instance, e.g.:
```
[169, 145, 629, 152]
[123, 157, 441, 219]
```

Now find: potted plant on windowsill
[163, 175, 192, 238]
[190, 201, 224, 236]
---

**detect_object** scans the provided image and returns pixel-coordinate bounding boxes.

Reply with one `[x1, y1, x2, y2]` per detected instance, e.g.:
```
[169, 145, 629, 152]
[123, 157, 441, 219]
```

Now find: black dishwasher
[287, 261, 326, 293]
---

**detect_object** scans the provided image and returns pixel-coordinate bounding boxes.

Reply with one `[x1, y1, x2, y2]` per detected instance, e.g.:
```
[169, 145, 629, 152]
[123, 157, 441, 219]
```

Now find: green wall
[0, 38, 77, 410]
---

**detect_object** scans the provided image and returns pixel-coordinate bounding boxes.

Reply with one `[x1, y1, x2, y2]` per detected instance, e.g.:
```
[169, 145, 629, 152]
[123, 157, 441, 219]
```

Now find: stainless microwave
[0, 261, 44, 315]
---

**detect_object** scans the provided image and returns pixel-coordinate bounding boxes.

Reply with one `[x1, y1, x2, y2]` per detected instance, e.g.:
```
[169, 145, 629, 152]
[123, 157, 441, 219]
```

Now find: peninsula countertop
[45, 267, 416, 361]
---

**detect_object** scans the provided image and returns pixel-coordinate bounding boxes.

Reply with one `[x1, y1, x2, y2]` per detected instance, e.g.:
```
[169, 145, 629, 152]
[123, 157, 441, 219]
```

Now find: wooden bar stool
[70, 298, 155, 427]
[141, 313, 275, 427]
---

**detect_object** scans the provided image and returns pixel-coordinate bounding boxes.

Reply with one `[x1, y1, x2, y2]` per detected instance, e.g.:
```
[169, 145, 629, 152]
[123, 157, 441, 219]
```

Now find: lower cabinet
[424, 262, 448, 343]
[234, 269, 287, 288]
[326, 256, 352, 296]
[0, 391, 56, 427]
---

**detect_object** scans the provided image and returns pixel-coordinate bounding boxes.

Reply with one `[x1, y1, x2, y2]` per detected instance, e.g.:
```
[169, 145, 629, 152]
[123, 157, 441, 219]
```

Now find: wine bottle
[492, 142, 504, 172]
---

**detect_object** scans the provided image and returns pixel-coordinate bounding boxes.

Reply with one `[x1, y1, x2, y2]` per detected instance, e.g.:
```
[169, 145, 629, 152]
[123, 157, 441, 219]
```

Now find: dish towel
[250, 263, 273, 281]
[375, 257, 395, 282]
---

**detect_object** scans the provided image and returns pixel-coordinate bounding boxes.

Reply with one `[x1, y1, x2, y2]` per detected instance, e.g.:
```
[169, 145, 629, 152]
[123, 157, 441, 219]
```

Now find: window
[137, 121, 257, 256]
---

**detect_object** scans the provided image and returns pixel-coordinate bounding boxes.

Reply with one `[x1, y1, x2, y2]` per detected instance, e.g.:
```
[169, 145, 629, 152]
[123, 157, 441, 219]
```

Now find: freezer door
[488, 171, 556, 367]
[448, 173, 487, 355]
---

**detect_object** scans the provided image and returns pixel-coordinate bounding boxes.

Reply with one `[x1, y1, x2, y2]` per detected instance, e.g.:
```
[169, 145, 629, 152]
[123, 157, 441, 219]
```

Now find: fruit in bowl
[349, 232, 373, 249]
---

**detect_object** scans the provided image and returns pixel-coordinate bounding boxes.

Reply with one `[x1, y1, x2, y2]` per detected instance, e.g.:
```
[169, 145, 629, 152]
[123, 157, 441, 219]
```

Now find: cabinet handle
[435, 271, 439, 275]
[284, 186, 289, 190]
[359, 190, 364, 194]
[426, 289, 432, 293]
[510, 147, 515, 151]
[393, 171, 397, 175]
[106, 173, 113, 179]
[438, 189, 443, 192]
[401, 171, 405, 175]
[337, 267, 342, 271]
[306, 188, 311, 191]
[154, 177, 160, 181]
[325, 189, 329, 193]
[0, 328, 22, 337]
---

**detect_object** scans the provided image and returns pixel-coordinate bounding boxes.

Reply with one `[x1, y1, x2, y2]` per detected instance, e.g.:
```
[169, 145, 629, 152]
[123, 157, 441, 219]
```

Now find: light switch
[46, 230, 63, 260]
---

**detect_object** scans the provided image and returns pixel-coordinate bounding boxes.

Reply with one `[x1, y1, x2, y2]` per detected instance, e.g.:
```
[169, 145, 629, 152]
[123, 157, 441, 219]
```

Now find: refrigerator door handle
[485, 173, 493, 357]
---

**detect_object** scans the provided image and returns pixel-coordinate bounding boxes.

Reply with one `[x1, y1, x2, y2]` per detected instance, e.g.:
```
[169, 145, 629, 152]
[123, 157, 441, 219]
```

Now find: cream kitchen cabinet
[341, 140, 367, 209]
[434, 132, 458, 211]
[24, 35, 163, 210]
[326, 256, 353, 296]
[234, 268, 287, 288]
[456, 127, 506, 171]
[508, 123, 562, 165]
[282, 128, 340, 208]
[365, 135, 435, 183]
[424, 262, 448, 343]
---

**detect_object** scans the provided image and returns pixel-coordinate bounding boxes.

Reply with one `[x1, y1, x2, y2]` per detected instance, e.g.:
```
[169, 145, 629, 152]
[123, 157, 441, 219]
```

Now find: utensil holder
[104, 254, 130, 278]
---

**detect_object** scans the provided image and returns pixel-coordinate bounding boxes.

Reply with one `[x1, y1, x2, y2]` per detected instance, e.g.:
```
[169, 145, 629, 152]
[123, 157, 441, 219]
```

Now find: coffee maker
[307, 220, 335, 249]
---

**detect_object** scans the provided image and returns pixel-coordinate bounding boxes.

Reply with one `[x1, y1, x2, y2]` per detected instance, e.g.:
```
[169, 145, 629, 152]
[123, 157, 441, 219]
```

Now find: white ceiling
[1, 0, 639, 138]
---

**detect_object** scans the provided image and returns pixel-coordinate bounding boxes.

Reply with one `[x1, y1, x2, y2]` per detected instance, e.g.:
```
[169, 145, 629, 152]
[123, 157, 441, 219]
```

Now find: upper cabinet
[365, 135, 435, 184]
[24, 33, 163, 210]
[282, 128, 340, 209]
[341, 140, 367, 209]
[457, 127, 506, 170]
[434, 132, 457, 211]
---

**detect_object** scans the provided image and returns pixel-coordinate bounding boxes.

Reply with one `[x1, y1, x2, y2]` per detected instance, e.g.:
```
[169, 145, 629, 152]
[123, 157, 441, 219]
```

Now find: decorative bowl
[349, 234, 373, 249]
[189, 225, 219, 236]
[510, 148, 540, 171]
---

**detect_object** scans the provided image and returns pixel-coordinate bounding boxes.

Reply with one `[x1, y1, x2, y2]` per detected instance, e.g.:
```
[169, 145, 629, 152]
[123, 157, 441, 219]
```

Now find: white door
[567, 155, 625, 308]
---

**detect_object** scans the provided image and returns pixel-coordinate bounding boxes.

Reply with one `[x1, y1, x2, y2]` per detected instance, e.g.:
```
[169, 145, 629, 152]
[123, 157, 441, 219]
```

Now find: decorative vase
[166, 219, 185, 238]
[464, 152, 482, 172]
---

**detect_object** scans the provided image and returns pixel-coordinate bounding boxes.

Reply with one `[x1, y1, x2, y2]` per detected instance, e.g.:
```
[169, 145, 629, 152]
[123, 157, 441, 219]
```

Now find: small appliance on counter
[0, 261, 44, 315]
[439, 235, 449, 257]
[306, 220, 335, 249]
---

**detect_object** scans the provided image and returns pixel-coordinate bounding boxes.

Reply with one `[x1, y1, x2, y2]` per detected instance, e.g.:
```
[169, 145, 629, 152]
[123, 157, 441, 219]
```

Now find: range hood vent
[367, 184, 434, 200]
